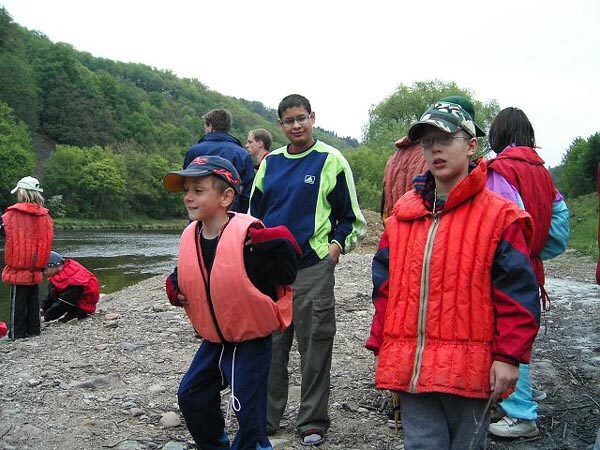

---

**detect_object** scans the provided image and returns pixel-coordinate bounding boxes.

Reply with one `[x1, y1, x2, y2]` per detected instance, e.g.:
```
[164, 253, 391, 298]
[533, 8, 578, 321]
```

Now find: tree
[0, 102, 35, 209]
[348, 81, 500, 212]
[557, 133, 600, 198]
[363, 80, 499, 155]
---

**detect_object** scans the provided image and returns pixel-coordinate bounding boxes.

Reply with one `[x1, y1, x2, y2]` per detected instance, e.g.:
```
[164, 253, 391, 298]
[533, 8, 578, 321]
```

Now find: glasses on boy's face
[420, 133, 471, 149]
[280, 114, 311, 128]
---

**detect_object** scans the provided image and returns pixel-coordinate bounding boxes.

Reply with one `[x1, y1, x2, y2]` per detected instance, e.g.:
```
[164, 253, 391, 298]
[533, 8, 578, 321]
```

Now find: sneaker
[387, 405, 401, 430]
[488, 416, 539, 438]
[490, 405, 506, 422]
[532, 388, 547, 402]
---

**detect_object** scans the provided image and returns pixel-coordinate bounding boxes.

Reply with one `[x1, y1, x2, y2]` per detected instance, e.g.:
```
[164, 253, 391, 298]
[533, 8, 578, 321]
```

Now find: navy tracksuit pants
[178, 336, 273, 450]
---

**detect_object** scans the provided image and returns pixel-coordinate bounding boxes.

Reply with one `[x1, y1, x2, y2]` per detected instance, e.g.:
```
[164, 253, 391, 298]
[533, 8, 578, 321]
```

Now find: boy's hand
[489, 360, 519, 401]
[373, 355, 379, 372]
[328, 242, 341, 264]
[177, 293, 188, 306]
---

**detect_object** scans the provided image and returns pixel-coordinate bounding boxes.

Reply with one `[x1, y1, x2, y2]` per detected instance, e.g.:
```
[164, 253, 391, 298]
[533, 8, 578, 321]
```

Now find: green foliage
[556, 133, 600, 198]
[363, 80, 499, 156]
[344, 146, 392, 211]
[565, 192, 598, 259]
[0, 101, 36, 210]
[349, 80, 500, 212]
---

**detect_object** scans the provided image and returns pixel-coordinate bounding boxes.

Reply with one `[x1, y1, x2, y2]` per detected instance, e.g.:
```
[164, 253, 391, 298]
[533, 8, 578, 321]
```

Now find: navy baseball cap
[163, 155, 241, 194]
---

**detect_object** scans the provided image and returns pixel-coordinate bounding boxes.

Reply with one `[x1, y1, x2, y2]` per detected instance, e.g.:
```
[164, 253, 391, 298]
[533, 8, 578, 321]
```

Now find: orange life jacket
[2, 203, 53, 285]
[376, 161, 532, 399]
[177, 213, 293, 343]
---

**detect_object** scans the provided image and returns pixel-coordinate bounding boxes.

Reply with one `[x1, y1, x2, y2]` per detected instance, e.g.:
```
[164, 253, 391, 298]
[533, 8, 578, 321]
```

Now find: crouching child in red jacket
[164, 155, 301, 450]
[366, 100, 541, 450]
[42, 251, 100, 322]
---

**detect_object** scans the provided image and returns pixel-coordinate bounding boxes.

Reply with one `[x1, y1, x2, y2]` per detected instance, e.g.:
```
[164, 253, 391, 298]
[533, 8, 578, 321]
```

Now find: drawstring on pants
[218, 344, 241, 427]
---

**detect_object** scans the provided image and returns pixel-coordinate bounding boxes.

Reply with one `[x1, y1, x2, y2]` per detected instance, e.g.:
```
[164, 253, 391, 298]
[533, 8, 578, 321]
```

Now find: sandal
[301, 429, 324, 446]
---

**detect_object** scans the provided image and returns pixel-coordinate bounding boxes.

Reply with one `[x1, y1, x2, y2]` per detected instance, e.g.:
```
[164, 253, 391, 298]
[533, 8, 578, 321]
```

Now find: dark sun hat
[163, 155, 241, 193]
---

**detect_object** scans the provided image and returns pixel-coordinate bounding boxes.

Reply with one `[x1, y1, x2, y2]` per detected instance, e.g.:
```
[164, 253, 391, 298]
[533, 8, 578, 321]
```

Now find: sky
[2, 0, 599, 167]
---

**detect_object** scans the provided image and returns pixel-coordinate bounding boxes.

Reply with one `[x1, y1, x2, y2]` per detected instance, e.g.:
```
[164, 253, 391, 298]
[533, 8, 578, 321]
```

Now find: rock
[105, 313, 120, 320]
[115, 441, 143, 450]
[159, 411, 181, 428]
[129, 408, 144, 417]
[149, 384, 166, 394]
[119, 342, 136, 351]
[161, 441, 187, 450]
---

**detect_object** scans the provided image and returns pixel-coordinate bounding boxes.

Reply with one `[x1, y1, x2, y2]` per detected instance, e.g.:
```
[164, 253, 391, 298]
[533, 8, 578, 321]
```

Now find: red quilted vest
[487, 146, 555, 305]
[376, 160, 532, 399]
[382, 137, 428, 220]
[2, 203, 53, 285]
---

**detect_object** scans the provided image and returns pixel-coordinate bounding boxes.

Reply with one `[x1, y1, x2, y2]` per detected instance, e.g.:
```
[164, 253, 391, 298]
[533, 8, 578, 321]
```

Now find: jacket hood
[493, 146, 546, 166]
[393, 158, 488, 220]
[198, 131, 243, 147]
[4, 202, 49, 216]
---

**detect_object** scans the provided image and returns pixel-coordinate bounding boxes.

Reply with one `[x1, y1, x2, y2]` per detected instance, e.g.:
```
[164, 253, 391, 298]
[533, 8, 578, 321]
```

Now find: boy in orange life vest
[366, 101, 541, 450]
[163, 155, 301, 450]
[2, 176, 53, 340]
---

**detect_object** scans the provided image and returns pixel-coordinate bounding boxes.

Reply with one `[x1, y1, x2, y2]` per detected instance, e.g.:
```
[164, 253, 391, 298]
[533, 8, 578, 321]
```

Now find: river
[0, 228, 182, 324]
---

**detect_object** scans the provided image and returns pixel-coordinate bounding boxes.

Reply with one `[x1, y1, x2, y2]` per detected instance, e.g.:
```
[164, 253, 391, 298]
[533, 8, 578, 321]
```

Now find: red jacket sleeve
[366, 231, 390, 355]
[491, 221, 541, 365]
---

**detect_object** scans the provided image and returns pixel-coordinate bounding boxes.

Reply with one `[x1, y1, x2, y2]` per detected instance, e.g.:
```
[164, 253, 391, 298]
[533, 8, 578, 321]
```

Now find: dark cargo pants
[266, 256, 336, 436]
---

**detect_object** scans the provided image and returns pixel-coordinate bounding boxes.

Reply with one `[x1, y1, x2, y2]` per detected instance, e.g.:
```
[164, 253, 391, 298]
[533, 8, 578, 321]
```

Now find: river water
[0, 229, 182, 324]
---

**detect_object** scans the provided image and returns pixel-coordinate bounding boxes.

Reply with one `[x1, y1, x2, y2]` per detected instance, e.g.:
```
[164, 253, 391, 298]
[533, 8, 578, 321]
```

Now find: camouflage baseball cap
[408, 98, 486, 142]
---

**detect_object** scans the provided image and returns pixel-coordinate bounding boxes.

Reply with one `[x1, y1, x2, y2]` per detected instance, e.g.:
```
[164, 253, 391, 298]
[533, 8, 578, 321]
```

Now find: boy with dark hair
[486, 107, 569, 438]
[42, 251, 100, 322]
[202, 109, 233, 133]
[164, 155, 301, 450]
[366, 100, 541, 449]
[250, 94, 366, 446]
[183, 109, 254, 212]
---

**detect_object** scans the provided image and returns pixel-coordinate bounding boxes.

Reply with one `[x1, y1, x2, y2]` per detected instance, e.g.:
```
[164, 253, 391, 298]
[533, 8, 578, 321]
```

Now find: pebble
[159, 411, 181, 428]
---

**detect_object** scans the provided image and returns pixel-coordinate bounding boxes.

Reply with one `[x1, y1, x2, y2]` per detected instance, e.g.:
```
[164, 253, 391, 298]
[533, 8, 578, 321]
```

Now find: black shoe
[387, 404, 401, 429]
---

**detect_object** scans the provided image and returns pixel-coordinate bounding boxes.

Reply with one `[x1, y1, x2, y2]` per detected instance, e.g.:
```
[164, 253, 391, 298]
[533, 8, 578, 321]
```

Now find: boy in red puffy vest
[164, 155, 300, 450]
[366, 100, 541, 450]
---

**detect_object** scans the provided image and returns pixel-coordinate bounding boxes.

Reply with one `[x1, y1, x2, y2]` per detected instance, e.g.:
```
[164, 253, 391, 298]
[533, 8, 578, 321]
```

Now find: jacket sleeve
[237, 152, 256, 214]
[326, 156, 366, 253]
[540, 192, 570, 260]
[491, 221, 541, 365]
[247, 225, 302, 286]
[486, 170, 524, 208]
[366, 231, 390, 355]
[165, 268, 184, 307]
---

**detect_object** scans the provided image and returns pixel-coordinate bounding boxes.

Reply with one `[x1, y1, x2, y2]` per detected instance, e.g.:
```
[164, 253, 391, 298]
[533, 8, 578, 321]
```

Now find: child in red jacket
[2, 176, 53, 339]
[367, 100, 540, 450]
[42, 251, 100, 322]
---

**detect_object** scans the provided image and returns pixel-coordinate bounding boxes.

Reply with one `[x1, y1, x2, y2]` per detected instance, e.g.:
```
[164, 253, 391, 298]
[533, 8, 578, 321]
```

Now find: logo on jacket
[304, 175, 316, 185]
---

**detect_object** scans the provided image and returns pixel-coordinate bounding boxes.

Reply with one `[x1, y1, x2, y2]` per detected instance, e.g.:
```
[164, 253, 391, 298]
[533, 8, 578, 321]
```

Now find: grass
[565, 192, 599, 259]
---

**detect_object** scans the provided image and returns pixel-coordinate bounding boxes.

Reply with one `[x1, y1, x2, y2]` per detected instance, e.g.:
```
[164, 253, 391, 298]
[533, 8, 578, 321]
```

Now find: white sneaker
[489, 416, 539, 438]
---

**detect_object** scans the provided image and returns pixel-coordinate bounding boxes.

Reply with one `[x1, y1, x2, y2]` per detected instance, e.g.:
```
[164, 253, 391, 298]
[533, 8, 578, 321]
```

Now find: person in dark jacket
[183, 109, 255, 212]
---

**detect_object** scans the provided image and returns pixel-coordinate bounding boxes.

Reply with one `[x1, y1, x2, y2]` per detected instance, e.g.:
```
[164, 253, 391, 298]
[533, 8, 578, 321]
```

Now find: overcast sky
[3, 0, 599, 167]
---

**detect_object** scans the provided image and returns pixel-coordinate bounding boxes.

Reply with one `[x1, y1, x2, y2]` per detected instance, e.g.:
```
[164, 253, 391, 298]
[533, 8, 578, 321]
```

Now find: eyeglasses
[420, 134, 471, 149]
[280, 114, 311, 128]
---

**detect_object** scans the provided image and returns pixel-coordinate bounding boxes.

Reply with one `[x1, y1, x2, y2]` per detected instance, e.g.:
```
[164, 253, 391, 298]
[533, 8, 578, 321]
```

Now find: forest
[0, 7, 598, 220]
